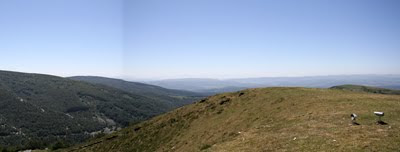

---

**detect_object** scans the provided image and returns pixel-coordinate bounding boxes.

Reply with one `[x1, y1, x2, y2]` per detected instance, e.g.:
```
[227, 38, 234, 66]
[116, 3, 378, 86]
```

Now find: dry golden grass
[64, 87, 400, 152]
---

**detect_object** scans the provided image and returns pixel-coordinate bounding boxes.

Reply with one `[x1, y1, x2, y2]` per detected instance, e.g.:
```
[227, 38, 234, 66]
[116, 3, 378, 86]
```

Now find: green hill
[331, 84, 400, 95]
[66, 87, 400, 151]
[0, 70, 199, 150]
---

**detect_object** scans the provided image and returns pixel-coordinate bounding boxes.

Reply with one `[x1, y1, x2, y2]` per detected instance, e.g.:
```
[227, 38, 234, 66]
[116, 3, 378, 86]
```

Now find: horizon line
[1, 69, 400, 82]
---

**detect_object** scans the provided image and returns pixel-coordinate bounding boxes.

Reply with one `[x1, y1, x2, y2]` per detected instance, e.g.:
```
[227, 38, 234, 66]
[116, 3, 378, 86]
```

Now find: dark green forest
[0, 70, 202, 151]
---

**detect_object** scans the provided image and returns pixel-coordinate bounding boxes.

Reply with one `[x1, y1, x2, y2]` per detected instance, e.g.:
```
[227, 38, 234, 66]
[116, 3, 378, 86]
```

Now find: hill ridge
[67, 87, 400, 151]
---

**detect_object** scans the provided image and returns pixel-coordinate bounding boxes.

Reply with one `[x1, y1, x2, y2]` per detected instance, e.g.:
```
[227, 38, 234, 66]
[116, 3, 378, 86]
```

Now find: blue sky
[0, 0, 124, 77]
[1, 0, 399, 79]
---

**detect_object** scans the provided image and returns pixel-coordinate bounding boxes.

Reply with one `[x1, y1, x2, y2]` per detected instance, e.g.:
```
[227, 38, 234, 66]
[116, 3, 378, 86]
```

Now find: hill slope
[69, 76, 203, 108]
[0, 70, 194, 150]
[68, 87, 400, 151]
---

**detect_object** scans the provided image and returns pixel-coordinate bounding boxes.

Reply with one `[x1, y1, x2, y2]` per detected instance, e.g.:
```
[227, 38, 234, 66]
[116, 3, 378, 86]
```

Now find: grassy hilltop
[66, 87, 400, 152]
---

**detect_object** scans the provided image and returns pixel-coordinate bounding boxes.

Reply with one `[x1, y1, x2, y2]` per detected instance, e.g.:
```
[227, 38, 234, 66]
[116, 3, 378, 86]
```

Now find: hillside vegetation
[67, 87, 400, 151]
[0, 70, 198, 150]
[69, 76, 203, 108]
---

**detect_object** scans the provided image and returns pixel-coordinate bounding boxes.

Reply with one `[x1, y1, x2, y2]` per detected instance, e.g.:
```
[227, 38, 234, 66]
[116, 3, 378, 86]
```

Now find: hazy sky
[1, 0, 400, 79]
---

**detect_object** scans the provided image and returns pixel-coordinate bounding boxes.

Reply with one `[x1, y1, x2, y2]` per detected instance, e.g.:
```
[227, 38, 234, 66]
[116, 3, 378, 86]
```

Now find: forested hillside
[69, 76, 203, 108]
[0, 70, 199, 151]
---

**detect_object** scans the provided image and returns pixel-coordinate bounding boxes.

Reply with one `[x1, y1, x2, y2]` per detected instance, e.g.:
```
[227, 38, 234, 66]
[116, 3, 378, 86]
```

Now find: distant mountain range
[147, 75, 400, 93]
[0, 70, 202, 150]
[330, 84, 400, 95]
